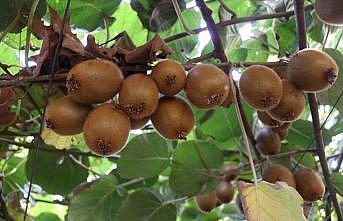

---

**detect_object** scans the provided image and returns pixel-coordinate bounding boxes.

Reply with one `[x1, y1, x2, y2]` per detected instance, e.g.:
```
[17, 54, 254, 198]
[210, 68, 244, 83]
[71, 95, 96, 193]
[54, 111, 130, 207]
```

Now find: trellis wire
[23, 0, 72, 220]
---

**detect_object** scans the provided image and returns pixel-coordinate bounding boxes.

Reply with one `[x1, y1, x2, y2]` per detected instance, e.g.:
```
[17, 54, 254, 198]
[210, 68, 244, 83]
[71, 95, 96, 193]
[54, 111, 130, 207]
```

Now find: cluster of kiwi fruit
[195, 163, 237, 212]
[262, 164, 325, 202]
[45, 59, 231, 156]
[239, 48, 339, 156]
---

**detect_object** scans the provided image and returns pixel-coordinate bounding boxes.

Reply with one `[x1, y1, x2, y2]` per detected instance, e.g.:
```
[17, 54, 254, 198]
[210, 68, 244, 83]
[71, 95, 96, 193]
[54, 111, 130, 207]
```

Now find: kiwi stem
[294, 0, 342, 219]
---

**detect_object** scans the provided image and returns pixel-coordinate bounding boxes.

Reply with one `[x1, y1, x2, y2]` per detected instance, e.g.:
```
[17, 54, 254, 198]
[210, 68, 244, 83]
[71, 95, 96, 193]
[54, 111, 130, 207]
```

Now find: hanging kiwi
[44, 96, 91, 135]
[288, 49, 339, 92]
[221, 163, 238, 181]
[262, 164, 296, 188]
[151, 59, 186, 96]
[294, 168, 325, 201]
[315, 0, 343, 25]
[255, 127, 281, 155]
[271, 122, 291, 140]
[185, 64, 230, 109]
[66, 59, 123, 104]
[119, 74, 159, 119]
[130, 117, 150, 130]
[268, 80, 305, 122]
[239, 65, 283, 110]
[220, 83, 235, 108]
[194, 190, 218, 212]
[257, 111, 284, 128]
[151, 96, 195, 140]
[216, 181, 234, 203]
[83, 103, 130, 156]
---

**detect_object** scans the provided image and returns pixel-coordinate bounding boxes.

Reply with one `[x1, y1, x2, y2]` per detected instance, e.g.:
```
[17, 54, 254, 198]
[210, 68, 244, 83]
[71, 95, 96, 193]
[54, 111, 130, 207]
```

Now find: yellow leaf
[41, 124, 82, 149]
[238, 181, 306, 221]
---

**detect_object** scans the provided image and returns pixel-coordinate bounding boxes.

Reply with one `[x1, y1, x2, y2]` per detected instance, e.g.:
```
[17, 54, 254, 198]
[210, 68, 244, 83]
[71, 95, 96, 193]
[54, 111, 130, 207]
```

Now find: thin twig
[293, 0, 342, 219]
[68, 154, 101, 177]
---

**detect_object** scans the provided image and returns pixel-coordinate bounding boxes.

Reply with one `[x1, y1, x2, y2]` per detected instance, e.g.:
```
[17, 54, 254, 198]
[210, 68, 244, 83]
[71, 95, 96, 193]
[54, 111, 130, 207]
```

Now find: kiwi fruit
[185, 64, 230, 109]
[255, 127, 281, 155]
[44, 96, 91, 135]
[294, 168, 325, 201]
[194, 190, 217, 212]
[66, 59, 123, 104]
[130, 117, 149, 130]
[288, 49, 339, 92]
[151, 96, 195, 140]
[257, 111, 284, 128]
[151, 59, 186, 96]
[119, 74, 159, 119]
[0, 111, 16, 125]
[83, 103, 130, 156]
[239, 65, 283, 110]
[272, 65, 288, 80]
[216, 181, 234, 203]
[271, 122, 291, 140]
[315, 0, 343, 25]
[275, 129, 289, 140]
[221, 163, 238, 181]
[220, 86, 235, 107]
[268, 80, 305, 122]
[262, 164, 296, 188]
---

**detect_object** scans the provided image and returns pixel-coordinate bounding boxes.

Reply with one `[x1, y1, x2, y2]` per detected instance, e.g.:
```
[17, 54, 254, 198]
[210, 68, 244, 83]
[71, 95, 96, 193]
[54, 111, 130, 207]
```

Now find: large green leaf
[116, 188, 177, 221]
[332, 172, 343, 196]
[118, 133, 171, 179]
[25, 143, 89, 195]
[3, 156, 27, 196]
[36, 212, 61, 221]
[68, 174, 126, 221]
[47, 0, 121, 31]
[318, 49, 343, 114]
[274, 18, 297, 57]
[169, 140, 223, 196]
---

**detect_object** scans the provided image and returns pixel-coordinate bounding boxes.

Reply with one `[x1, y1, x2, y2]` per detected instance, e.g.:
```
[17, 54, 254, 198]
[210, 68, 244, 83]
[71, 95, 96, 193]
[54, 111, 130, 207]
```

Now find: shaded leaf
[36, 212, 61, 221]
[3, 157, 27, 196]
[332, 172, 343, 196]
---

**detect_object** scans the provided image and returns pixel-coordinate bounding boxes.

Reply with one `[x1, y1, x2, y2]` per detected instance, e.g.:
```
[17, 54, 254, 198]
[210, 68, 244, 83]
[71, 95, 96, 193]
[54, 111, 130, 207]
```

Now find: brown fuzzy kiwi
[294, 168, 325, 201]
[255, 127, 281, 155]
[216, 181, 234, 203]
[220, 86, 235, 108]
[271, 122, 291, 140]
[272, 65, 288, 80]
[275, 129, 289, 140]
[83, 103, 130, 156]
[185, 64, 230, 109]
[130, 117, 149, 130]
[119, 74, 159, 119]
[257, 111, 284, 128]
[267, 80, 305, 122]
[239, 65, 283, 110]
[151, 96, 194, 140]
[221, 163, 238, 182]
[315, 0, 343, 25]
[195, 190, 217, 212]
[262, 164, 296, 188]
[66, 59, 123, 104]
[151, 59, 186, 96]
[288, 49, 339, 92]
[45, 96, 91, 135]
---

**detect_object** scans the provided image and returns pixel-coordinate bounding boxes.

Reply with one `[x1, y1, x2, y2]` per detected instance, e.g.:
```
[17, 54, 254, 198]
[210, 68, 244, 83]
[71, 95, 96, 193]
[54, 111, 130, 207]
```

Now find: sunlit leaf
[41, 125, 82, 150]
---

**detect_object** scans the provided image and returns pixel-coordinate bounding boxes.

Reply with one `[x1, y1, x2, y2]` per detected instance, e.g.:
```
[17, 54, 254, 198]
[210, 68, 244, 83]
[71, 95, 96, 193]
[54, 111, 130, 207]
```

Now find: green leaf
[332, 172, 343, 196]
[275, 18, 297, 56]
[36, 212, 61, 221]
[47, 0, 121, 31]
[68, 174, 126, 221]
[116, 188, 177, 221]
[118, 133, 171, 179]
[318, 49, 343, 114]
[112, 170, 158, 190]
[169, 140, 223, 196]
[25, 143, 89, 195]
[3, 156, 27, 196]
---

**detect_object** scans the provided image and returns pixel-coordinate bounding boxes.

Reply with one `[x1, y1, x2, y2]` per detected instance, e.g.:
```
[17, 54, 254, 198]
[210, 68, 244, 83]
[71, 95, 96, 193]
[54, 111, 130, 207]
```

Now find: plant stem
[293, 0, 342, 219]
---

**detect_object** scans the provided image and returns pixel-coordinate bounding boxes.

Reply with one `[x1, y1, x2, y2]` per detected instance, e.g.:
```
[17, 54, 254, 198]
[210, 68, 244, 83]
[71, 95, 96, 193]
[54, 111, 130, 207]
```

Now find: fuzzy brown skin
[257, 111, 284, 128]
[220, 85, 235, 108]
[129, 117, 150, 130]
[45, 96, 91, 135]
[268, 80, 305, 122]
[239, 65, 283, 110]
[66, 59, 124, 104]
[216, 181, 234, 203]
[315, 0, 343, 25]
[119, 74, 159, 119]
[185, 64, 230, 109]
[255, 127, 281, 155]
[221, 163, 238, 182]
[294, 168, 325, 201]
[151, 59, 186, 96]
[274, 129, 289, 140]
[262, 164, 296, 188]
[83, 104, 130, 156]
[288, 49, 339, 92]
[195, 190, 218, 212]
[151, 96, 195, 140]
